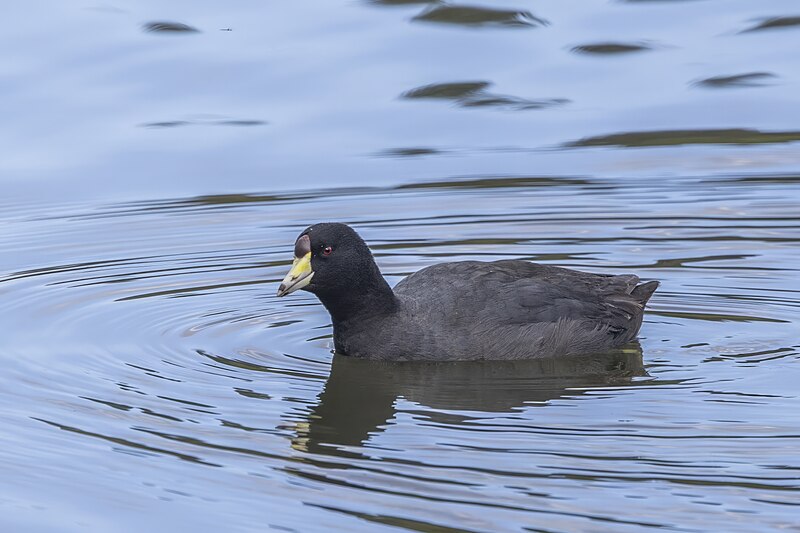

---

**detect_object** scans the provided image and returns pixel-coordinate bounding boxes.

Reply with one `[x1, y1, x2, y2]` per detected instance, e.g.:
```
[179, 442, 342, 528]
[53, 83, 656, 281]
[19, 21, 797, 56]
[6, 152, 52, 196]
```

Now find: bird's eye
[322, 246, 333, 256]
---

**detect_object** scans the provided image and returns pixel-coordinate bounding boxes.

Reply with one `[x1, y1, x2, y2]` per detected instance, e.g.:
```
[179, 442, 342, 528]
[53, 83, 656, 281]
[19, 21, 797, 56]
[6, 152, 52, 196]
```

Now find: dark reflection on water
[621, 0, 703, 3]
[568, 128, 800, 148]
[741, 16, 800, 33]
[367, 0, 437, 5]
[694, 72, 777, 89]
[396, 175, 591, 189]
[377, 147, 446, 157]
[297, 346, 645, 453]
[570, 42, 653, 55]
[402, 81, 568, 111]
[142, 21, 200, 34]
[411, 5, 547, 28]
[706, 174, 800, 185]
[141, 117, 267, 129]
[459, 94, 567, 111]
[402, 81, 492, 100]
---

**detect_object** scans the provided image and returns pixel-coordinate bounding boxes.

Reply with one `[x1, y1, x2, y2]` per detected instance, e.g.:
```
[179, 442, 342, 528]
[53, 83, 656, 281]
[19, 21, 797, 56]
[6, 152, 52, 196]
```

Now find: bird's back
[380, 260, 658, 360]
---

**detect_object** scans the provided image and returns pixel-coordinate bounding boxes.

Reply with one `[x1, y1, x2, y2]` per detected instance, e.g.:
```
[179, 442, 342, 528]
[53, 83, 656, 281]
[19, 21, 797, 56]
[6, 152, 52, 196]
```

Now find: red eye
[322, 246, 333, 256]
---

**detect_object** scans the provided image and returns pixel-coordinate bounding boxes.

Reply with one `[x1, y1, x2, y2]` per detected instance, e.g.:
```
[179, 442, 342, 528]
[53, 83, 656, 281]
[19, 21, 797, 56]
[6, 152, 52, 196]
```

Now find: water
[1, 1, 799, 532]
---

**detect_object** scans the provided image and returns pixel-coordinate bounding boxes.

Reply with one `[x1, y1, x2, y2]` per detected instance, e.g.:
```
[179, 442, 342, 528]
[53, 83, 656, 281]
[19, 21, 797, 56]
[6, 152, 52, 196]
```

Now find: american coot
[277, 223, 658, 361]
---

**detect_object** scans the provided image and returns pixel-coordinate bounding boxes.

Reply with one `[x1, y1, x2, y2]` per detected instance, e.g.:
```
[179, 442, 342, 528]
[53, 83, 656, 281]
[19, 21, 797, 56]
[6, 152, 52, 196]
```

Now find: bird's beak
[277, 252, 313, 297]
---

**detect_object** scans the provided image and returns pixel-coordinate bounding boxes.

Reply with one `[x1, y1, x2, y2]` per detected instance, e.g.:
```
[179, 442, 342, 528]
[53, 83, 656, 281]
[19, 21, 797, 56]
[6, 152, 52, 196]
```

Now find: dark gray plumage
[277, 223, 658, 361]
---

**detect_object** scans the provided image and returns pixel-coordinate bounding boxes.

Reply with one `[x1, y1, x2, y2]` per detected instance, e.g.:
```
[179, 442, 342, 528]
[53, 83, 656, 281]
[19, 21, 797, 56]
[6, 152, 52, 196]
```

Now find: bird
[277, 222, 658, 361]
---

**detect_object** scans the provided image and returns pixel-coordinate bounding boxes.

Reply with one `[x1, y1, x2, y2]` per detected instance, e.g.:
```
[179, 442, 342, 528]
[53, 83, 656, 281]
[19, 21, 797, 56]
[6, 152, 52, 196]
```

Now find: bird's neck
[318, 277, 398, 326]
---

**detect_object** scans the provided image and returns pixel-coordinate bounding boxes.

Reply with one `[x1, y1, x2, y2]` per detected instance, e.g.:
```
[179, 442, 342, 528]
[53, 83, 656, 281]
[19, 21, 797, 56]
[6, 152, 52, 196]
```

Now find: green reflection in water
[412, 5, 547, 28]
[741, 16, 800, 33]
[568, 128, 800, 148]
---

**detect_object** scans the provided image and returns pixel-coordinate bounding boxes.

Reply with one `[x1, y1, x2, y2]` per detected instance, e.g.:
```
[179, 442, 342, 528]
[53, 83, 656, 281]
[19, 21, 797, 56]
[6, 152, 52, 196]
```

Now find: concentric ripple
[1, 174, 799, 531]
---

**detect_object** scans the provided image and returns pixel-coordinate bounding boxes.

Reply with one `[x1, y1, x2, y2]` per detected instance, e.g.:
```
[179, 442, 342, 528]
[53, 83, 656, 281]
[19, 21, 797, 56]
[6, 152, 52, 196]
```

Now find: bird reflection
[293, 343, 645, 455]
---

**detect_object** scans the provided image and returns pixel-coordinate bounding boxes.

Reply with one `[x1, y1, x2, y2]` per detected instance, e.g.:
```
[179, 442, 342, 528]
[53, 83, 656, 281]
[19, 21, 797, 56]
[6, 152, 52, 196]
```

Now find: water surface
[1, 0, 799, 531]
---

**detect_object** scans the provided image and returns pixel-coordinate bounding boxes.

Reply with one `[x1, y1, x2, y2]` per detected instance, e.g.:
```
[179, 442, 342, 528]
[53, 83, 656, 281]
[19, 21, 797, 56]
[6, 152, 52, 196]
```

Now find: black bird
[277, 223, 658, 361]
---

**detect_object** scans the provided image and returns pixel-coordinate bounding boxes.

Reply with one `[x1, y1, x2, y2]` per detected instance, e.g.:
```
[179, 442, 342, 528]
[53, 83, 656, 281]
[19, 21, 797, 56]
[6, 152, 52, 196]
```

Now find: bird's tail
[631, 280, 659, 307]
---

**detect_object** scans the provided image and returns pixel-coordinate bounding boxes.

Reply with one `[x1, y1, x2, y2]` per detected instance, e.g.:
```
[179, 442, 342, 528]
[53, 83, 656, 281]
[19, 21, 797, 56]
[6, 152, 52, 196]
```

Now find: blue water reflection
[1, 1, 799, 531]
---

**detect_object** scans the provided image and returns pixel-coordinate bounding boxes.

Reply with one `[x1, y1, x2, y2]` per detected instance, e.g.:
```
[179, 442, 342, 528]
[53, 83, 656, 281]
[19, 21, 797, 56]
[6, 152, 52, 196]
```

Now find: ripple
[140, 117, 267, 128]
[7, 0, 800, 529]
[619, 0, 704, 3]
[396, 175, 592, 189]
[2, 176, 799, 533]
[376, 147, 446, 157]
[366, 0, 437, 5]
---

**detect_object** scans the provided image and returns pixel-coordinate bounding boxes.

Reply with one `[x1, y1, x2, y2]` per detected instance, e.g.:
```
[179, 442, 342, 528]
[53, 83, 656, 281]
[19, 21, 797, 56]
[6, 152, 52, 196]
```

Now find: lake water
[1, 1, 799, 531]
